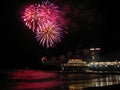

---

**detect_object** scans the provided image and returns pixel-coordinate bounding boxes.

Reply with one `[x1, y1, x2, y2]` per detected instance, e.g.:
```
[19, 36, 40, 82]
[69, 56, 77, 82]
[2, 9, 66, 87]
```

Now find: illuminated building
[61, 48, 120, 73]
[61, 59, 120, 73]
[61, 59, 87, 71]
[87, 61, 120, 72]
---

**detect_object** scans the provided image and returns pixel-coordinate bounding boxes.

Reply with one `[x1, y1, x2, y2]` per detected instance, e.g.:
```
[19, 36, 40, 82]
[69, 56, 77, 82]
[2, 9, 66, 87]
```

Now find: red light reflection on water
[8, 70, 63, 89]
[12, 80, 63, 89]
[10, 70, 58, 80]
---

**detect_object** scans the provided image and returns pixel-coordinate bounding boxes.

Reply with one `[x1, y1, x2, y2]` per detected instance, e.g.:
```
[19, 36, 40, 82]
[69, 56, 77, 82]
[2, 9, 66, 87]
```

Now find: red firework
[22, 1, 61, 32]
[22, 4, 41, 32]
[21, 1, 66, 48]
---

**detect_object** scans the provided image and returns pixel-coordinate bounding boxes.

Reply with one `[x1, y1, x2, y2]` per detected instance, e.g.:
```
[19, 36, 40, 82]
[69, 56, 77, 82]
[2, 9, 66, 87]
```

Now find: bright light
[21, 0, 66, 48]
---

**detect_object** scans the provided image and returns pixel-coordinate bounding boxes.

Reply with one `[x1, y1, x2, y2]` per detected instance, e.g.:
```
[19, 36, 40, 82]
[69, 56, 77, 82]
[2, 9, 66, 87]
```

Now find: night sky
[1, 0, 119, 69]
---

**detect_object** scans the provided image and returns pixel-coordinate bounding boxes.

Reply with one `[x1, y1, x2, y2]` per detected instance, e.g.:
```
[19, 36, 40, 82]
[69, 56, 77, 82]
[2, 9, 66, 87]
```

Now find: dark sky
[1, 0, 119, 68]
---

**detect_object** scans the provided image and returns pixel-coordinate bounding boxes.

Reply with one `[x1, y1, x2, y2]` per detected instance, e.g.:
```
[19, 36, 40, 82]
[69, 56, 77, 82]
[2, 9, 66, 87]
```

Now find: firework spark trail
[22, 0, 66, 48]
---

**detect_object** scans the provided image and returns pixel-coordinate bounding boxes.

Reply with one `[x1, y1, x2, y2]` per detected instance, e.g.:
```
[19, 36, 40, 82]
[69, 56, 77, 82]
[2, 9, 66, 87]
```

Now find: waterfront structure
[61, 58, 87, 71]
[87, 61, 120, 72]
[61, 48, 120, 73]
[61, 59, 120, 73]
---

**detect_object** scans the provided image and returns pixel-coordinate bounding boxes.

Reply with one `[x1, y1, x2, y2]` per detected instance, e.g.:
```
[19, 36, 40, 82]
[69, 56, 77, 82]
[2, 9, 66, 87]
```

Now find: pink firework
[35, 22, 63, 48]
[21, 0, 66, 48]
[22, 4, 41, 32]
[39, 0, 61, 24]
[22, 1, 61, 32]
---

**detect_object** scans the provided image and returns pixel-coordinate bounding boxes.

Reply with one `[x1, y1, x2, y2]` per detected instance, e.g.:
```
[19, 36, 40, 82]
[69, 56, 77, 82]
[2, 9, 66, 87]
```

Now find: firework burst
[21, 0, 66, 48]
[39, 1, 61, 24]
[22, 4, 41, 32]
[36, 22, 63, 48]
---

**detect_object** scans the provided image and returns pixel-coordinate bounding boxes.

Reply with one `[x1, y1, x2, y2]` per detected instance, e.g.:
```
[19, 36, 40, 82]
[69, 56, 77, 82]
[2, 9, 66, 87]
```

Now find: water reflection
[1, 70, 120, 90]
[10, 80, 63, 90]
[66, 75, 120, 90]
[9, 70, 58, 80]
